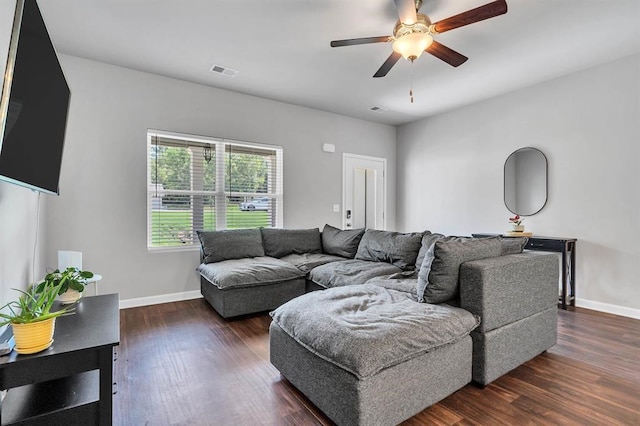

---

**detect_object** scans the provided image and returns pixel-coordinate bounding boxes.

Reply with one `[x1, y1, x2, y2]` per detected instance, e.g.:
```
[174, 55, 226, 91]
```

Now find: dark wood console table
[0, 294, 119, 425]
[473, 234, 577, 310]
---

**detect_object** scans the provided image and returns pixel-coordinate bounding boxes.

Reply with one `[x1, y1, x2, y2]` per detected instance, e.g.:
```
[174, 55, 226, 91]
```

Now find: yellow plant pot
[12, 317, 56, 355]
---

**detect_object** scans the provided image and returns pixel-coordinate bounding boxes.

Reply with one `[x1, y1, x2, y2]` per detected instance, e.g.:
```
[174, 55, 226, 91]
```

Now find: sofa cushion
[280, 253, 345, 273]
[321, 224, 365, 259]
[501, 237, 529, 255]
[308, 259, 402, 289]
[420, 237, 502, 303]
[365, 270, 418, 299]
[355, 229, 424, 270]
[197, 229, 264, 264]
[416, 233, 447, 302]
[198, 256, 305, 289]
[414, 231, 435, 269]
[270, 284, 480, 378]
[261, 228, 322, 258]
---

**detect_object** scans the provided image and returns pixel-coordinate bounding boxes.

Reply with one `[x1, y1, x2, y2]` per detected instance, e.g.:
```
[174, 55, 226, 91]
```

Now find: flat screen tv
[0, 0, 70, 195]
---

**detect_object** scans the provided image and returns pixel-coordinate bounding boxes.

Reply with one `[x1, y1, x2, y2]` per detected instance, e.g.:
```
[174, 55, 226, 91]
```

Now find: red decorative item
[509, 215, 522, 226]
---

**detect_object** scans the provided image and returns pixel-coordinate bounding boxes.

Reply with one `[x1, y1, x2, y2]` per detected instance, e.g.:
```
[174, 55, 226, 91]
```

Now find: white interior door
[343, 154, 386, 230]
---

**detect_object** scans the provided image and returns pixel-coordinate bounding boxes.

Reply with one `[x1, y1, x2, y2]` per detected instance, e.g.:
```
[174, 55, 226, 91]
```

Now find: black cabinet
[0, 294, 120, 425]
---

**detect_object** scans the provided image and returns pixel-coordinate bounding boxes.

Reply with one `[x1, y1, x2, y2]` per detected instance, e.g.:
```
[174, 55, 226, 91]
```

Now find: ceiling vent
[210, 64, 238, 78]
[369, 106, 387, 113]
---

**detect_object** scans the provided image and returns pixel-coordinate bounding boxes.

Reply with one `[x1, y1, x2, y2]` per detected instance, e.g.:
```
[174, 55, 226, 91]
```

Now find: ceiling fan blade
[373, 52, 402, 78]
[394, 0, 418, 25]
[426, 41, 468, 67]
[432, 0, 507, 34]
[330, 36, 391, 47]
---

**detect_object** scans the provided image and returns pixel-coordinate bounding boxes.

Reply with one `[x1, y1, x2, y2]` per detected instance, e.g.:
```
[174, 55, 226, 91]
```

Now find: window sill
[147, 245, 199, 254]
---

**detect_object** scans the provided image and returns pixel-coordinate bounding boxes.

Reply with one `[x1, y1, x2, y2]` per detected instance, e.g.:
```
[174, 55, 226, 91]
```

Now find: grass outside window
[151, 204, 270, 247]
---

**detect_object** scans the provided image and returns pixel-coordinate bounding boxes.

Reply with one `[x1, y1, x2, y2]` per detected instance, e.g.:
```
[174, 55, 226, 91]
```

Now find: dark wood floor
[114, 300, 640, 425]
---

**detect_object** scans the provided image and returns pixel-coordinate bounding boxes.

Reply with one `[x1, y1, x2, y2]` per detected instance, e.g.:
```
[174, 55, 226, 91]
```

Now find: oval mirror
[504, 147, 548, 216]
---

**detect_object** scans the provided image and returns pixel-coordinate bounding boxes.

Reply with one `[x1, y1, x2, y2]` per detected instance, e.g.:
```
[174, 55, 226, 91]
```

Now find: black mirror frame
[503, 147, 548, 216]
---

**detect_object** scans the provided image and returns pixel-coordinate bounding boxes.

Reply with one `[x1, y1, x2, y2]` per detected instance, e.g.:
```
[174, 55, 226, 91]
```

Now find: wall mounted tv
[0, 0, 70, 195]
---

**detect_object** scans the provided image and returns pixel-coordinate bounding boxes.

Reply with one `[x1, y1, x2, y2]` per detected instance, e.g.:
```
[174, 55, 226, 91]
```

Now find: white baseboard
[576, 298, 640, 320]
[119, 290, 202, 309]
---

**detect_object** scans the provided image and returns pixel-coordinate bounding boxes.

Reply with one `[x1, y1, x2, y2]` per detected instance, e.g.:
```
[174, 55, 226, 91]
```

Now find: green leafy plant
[35, 267, 94, 296]
[0, 283, 73, 326]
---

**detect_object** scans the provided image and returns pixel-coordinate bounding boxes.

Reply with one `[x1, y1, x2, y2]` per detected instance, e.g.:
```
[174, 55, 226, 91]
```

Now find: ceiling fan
[330, 0, 508, 78]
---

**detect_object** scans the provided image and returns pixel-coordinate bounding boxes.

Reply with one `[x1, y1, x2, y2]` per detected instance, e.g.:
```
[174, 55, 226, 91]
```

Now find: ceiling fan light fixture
[392, 31, 433, 60]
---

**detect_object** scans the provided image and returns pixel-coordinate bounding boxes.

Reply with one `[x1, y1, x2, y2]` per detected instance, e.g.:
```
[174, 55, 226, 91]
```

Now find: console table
[473, 234, 577, 310]
[0, 294, 119, 425]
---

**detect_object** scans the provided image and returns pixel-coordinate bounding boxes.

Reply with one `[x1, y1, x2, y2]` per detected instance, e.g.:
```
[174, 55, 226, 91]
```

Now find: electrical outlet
[332, 204, 340, 213]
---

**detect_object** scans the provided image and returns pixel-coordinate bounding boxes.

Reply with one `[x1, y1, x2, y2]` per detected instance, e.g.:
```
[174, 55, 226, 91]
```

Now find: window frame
[147, 129, 283, 252]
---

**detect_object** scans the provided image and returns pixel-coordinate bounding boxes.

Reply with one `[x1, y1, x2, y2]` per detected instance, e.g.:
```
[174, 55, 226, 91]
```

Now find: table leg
[569, 241, 576, 306]
[561, 246, 568, 310]
[98, 348, 114, 425]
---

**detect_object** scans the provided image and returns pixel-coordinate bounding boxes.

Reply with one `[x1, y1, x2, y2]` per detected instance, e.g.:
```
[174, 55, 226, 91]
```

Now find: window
[147, 130, 283, 250]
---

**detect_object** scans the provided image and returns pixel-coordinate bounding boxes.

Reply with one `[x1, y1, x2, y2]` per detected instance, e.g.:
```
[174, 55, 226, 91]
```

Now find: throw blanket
[271, 284, 480, 378]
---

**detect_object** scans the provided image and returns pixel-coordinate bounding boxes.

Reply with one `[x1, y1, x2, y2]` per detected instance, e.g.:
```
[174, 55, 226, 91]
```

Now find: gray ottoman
[269, 285, 479, 426]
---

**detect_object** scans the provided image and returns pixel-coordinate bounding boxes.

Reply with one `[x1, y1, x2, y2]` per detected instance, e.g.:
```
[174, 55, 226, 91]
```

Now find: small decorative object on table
[0, 282, 74, 354]
[509, 214, 524, 232]
[507, 215, 533, 236]
[36, 267, 95, 304]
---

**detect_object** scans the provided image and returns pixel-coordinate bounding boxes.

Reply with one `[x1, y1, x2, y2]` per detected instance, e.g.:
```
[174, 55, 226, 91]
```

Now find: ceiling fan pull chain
[410, 58, 414, 103]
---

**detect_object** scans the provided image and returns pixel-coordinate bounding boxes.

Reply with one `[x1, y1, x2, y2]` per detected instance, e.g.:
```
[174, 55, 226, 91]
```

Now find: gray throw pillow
[414, 230, 435, 268]
[321, 224, 365, 258]
[416, 233, 446, 302]
[419, 237, 502, 303]
[261, 228, 322, 258]
[197, 229, 264, 264]
[355, 229, 424, 270]
[501, 237, 529, 255]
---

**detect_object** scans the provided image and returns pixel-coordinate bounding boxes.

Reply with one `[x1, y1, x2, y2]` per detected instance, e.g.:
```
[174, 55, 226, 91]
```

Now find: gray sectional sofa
[197, 226, 344, 318]
[197, 225, 559, 426]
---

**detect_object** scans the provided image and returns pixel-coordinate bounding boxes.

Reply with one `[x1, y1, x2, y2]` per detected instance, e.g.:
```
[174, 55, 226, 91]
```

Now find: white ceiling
[39, 0, 640, 126]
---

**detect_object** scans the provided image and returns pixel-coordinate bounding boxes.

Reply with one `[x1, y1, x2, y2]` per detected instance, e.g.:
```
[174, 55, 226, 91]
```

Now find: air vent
[210, 64, 238, 78]
[369, 106, 387, 113]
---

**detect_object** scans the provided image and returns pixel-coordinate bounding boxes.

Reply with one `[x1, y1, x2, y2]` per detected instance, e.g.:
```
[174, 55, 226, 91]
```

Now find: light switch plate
[322, 143, 336, 153]
[332, 204, 340, 213]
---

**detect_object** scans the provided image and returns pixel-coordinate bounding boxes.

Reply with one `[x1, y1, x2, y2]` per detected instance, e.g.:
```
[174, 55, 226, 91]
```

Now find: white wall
[397, 54, 640, 317]
[44, 55, 396, 301]
[0, 185, 47, 306]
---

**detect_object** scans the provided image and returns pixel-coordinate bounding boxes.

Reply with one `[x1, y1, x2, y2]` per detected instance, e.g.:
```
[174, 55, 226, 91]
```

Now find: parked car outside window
[240, 197, 270, 211]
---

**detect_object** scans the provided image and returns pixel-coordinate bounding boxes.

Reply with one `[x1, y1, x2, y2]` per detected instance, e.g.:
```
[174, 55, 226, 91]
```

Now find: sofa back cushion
[321, 224, 365, 259]
[355, 229, 424, 270]
[261, 228, 322, 258]
[501, 237, 529, 255]
[414, 230, 435, 268]
[418, 236, 502, 303]
[416, 233, 446, 301]
[197, 229, 264, 264]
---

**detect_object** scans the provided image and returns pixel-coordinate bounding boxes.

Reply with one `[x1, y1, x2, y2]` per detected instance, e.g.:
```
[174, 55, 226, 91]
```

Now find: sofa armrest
[459, 252, 559, 332]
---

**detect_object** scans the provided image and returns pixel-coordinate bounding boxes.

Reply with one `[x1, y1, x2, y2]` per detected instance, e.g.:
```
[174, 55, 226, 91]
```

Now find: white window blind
[147, 130, 283, 249]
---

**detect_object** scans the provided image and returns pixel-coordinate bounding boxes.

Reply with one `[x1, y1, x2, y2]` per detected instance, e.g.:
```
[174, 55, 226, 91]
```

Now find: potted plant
[36, 267, 94, 304]
[0, 282, 74, 354]
[509, 214, 525, 232]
